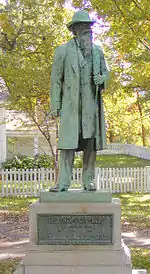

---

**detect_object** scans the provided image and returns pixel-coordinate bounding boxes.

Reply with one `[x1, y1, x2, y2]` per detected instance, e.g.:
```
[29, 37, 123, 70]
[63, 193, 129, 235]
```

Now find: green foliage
[73, 0, 150, 52]
[2, 154, 54, 169]
[32, 154, 55, 168]
[104, 90, 150, 146]
[73, 155, 83, 168]
[0, 1, 72, 117]
[0, 1, 73, 165]
[1, 154, 82, 170]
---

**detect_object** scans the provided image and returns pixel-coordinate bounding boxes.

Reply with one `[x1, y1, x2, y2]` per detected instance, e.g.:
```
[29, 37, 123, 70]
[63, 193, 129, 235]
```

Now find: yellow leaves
[0, 1, 74, 129]
[0, 13, 14, 35]
[90, 0, 150, 53]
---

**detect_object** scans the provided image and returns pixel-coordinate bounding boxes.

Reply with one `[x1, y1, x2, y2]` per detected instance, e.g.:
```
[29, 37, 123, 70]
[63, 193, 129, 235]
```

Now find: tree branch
[112, 0, 150, 51]
[131, 0, 150, 20]
[23, 108, 56, 166]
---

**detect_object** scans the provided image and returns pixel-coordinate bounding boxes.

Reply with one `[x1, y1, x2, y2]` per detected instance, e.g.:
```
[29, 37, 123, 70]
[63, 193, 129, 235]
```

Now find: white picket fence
[0, 167, 150, 197]
[100, 143, 150, 160]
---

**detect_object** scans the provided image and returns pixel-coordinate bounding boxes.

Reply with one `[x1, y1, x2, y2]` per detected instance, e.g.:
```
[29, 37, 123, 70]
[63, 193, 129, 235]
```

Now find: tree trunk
[136, 91, 146, 146]
[108, 128, 116, 143]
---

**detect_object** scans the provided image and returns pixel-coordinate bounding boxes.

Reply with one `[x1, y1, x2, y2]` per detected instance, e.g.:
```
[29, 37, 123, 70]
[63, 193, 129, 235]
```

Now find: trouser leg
[82, 139, 96, 189]
[57, 149, 75, 191]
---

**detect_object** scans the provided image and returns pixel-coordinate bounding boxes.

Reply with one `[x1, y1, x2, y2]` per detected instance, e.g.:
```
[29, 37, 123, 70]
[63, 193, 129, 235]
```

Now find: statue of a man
[50, 10, 109, 191]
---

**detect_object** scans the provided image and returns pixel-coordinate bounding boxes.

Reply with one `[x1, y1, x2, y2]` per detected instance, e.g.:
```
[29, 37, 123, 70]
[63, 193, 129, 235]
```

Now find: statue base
[14, 191, 147, 274]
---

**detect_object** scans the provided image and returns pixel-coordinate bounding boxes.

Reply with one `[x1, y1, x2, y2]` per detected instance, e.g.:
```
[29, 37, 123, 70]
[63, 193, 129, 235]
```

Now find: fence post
[41, 168, 45, 191]
[146, 166, 150, 192]
[33, 169, 37, 197]
[95, 168, 99, 190]
[1, 169, 5, 197]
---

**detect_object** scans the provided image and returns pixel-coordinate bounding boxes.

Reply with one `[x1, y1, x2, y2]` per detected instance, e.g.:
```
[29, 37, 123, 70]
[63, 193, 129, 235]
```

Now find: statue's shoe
[83, 183, 96, 191]
[84, 187, 96, 191]
[49, 186, 67, 192]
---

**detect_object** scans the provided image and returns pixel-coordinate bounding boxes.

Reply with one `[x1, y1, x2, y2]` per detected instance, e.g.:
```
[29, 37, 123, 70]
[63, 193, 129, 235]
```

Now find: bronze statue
[50, 10, 109, 191]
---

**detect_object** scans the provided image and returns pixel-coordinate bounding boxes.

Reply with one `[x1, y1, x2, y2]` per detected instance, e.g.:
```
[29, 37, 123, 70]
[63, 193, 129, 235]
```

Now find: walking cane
[95, 82, 102, 150]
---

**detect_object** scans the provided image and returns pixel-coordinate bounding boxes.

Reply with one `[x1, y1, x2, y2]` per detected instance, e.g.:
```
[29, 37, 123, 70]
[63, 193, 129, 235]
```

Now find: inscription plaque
[37, 214, 113, 245]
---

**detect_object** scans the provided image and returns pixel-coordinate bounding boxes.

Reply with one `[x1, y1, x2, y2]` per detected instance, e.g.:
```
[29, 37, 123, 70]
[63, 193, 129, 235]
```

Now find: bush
[33, 154, 54, 168]
[73, 155, 82, 168]
[2, 154, 54, 170]
[2, 154, 83, 170]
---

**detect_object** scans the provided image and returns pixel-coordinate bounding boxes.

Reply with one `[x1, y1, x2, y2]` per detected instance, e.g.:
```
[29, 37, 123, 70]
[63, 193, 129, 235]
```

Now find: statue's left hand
[94, 74, 105, 86]
[46, 110, 60, 120]
[48, 110, 60, 118]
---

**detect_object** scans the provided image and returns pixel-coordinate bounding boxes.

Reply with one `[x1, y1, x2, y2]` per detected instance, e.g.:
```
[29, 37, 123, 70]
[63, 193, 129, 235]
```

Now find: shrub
[2, 154, 83, 170]
[73, 155, 82, 168]
[2, 154, 54, 170]
[33, 154, 54, 168]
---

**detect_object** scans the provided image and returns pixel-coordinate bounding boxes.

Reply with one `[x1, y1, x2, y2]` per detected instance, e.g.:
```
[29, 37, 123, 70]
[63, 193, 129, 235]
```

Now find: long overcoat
[50, 39, 109, 150]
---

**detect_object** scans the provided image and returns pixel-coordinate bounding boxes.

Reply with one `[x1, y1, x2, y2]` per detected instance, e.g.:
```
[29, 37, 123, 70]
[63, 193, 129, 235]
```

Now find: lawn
[0, 194, 150, 273]
[0, 258, 21, 274]
[96, 154, 150, 167]
[131, 248, 150, 273]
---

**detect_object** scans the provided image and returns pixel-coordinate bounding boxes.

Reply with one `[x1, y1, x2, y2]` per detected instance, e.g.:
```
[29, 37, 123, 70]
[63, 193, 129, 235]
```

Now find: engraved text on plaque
[37, 214, 113, 245]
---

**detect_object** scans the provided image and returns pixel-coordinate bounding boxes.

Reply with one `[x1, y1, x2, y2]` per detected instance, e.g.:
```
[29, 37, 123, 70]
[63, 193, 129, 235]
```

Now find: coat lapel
[67, 41, 101, 75]
[68, 39, 79, 74]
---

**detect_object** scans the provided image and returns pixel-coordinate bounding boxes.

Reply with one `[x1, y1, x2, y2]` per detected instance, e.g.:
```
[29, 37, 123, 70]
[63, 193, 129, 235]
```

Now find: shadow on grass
[113, 193, 150, 231]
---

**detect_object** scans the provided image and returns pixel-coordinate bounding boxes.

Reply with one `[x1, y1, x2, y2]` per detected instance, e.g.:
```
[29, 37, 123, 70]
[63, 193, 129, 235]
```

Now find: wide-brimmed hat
[67, 10, 96, 30]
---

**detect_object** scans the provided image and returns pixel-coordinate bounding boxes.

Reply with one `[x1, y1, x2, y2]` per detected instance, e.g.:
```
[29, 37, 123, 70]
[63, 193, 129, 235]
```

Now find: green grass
[131, 248, 150, 273]
[96, 154, 150, 167]
[0, 197, 37, 212]
[0, 258, 21, 274]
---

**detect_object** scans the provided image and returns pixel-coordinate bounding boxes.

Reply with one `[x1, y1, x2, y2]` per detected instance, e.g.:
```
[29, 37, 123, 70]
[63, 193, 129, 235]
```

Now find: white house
[0, 92, 56, 163]
[0, 91, 7, 163]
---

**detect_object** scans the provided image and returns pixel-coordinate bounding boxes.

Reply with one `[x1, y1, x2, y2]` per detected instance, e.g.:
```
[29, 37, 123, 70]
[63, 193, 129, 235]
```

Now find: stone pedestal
[14, 191, 147, 274]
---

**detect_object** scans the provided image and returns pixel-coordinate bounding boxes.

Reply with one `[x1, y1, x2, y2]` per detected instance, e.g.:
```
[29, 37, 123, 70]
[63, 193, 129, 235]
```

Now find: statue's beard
[77, 34, 92, 58]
